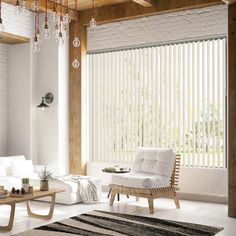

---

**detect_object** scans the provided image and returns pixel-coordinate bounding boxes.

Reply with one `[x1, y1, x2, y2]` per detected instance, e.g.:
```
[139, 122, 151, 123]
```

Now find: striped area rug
[15, 210, 223, 236]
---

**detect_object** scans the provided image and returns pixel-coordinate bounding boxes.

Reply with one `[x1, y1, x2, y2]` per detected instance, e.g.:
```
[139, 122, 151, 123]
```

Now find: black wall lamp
[37, 92, 54, 111]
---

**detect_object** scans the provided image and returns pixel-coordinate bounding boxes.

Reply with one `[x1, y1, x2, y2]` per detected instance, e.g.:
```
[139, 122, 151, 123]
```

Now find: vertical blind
[87, 38, 226, 168]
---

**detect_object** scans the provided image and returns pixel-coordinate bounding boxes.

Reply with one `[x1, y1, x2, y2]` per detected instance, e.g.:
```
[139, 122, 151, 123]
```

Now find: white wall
[86, 4, 228, 201]
[0, 44, 8, 156]
[36, 15, 69, 173]
[7, 44, 31, 159]
[0, 3, 34, 157]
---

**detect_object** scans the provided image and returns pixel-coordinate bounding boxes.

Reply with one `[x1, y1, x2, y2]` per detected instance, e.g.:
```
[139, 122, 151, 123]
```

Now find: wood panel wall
[228, 3, 236, 218]
[69, 19, 87, 175]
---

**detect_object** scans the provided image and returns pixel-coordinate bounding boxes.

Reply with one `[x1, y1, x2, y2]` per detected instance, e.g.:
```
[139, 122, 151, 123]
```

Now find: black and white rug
[15, 210, 223, 236]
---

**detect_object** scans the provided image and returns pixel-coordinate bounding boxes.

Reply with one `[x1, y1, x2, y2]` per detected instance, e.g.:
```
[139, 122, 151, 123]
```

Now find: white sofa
[0, 156, 101, 204]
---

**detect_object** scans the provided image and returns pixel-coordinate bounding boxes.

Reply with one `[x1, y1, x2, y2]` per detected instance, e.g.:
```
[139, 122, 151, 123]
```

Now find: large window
[87, 38, 226, 168]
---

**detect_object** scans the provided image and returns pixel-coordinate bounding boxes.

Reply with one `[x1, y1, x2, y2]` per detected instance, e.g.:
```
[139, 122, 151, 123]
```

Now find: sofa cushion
[0, 156, 26, 176]
[11, 160, 34, 177]
[0, 165, 6, 177]
[132, 147, 176, 178]
[111, 172, 170, 189]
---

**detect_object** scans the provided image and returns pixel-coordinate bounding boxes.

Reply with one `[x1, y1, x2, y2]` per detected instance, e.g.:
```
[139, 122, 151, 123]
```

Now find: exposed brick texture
[87, 5, 227, 52]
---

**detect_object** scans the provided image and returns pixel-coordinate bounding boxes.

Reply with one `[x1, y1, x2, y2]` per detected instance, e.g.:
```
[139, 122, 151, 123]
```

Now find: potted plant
[22, 178, 30, 192]
[39, 167, 53, 191]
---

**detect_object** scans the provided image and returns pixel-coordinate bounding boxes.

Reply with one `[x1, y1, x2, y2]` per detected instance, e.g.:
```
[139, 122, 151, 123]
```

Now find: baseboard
[178, 192, 228, 204]
[102, 185, 228, 204]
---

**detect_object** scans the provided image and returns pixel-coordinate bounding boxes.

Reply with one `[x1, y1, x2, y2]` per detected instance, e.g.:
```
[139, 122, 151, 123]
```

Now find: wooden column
[69, 19, 87, 175]
[228, 3, 236, 218]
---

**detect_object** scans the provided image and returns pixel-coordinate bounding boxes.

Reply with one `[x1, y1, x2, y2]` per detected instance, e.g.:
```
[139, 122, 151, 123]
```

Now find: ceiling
[67, 0, 130, 11]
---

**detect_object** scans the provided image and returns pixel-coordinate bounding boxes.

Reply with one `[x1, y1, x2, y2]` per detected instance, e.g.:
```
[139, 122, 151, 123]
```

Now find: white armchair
[109, 147, 180, 213]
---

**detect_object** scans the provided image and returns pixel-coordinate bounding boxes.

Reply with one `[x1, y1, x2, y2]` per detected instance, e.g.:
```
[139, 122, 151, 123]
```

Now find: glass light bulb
[63, 13, 71, 24]
[56, 33, 64, 47]
[89, 16, 97, 28]
[15, 0, 21, 15]
[53, 24, 60, 39]
[20, 0, 28, 13]
[31, 0, 39, 11]
[73, 36, 80, 47]
[72, 59, 80, 69]
[42, 107, 45, 112]
[36, 33, 42, 44]
[0, 21, 5, 33]
[50, 11, 57, 22]
[15, 5, 21, 15]
[42, 23, 50, 39]
[32, 39, 40, 53]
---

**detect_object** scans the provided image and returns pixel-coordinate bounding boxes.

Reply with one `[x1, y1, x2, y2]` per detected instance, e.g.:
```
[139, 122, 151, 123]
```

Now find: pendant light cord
[0, 0, 2, 19]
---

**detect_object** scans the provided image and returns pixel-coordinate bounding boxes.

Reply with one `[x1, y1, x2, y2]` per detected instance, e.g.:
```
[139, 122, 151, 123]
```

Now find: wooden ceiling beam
[0, 32, 29, 44]
[79, 0, 223, 25]
[222, 0, 236, 4]
[132, 0, 153, 7]
[2, 0, 77, 19]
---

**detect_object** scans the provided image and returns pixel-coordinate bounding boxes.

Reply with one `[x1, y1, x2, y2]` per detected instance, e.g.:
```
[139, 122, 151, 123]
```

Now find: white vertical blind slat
[88, 39, 226, 169]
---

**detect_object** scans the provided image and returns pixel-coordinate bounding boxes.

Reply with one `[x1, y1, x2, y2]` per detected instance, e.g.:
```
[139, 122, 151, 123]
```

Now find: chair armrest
[33, 165, 61, 177]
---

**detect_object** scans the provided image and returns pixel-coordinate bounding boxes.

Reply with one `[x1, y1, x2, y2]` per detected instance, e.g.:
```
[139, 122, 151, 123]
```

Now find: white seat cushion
[133, 147, 176, 178]
[111, 172, 170, 189]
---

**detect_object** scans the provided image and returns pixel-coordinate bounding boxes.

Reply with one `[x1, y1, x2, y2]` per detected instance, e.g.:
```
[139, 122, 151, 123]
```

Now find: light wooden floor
[0, 193, 235, 236]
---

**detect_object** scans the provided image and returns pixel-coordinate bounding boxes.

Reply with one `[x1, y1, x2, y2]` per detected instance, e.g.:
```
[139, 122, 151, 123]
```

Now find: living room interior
[0, 0, 236, 235]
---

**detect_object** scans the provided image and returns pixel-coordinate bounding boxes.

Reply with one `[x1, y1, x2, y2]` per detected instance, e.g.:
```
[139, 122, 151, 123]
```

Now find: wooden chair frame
[109, 154, 181, 214]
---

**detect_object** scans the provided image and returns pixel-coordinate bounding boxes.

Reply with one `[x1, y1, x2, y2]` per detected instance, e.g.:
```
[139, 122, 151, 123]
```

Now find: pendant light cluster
[3, 0, 98, 69]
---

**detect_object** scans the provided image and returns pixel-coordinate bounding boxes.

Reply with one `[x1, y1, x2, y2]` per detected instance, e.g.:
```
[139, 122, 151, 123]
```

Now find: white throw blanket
[56, 175, 99, 204]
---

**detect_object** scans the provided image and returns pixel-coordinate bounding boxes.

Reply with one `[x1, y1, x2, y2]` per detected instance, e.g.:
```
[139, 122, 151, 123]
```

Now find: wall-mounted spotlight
[37, 92, 54, 111]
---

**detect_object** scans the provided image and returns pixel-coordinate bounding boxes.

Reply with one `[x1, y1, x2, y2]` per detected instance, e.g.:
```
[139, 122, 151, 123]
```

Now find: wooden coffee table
[0, 188, 64, 231]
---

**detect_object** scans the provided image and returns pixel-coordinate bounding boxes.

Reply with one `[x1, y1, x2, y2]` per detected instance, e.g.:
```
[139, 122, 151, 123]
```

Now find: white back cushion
[11, 160, 34, 177]
[0, 165, 6, 177]
[0, 156, 26, 176]
[132, 147, 176, 178]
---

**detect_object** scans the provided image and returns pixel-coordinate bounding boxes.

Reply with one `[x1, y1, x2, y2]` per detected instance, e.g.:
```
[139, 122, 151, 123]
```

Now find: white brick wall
[87, 5, 227, 52]
[0, 3, 34, 155]
[2, 2, 34, 38]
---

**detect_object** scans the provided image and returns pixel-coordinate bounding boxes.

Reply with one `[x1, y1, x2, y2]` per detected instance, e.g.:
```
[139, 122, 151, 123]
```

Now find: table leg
[0, 203, 15, 231]
[26, 193, 55, 220]
[107, 188, 112, 198]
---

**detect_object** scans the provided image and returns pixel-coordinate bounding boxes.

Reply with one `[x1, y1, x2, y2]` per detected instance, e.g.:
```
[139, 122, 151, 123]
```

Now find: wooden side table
[102, 168, 131, 201]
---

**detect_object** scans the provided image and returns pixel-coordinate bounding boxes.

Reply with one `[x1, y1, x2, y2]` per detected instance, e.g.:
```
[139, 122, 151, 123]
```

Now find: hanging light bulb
[89, 16, 97, 28]
[53, 23, 59, 39]
[50, 0, 57, 22]
[42, 0, 50, 40]
[63, 13, 71, 24]
[56, 32, 64, 47]
[0, 0, 4, 33]
[42, 22, 50, 39]
[20, 0, 28, 13]
[72, 58, 80, 69]
[62, 24, 69, 40]
[31, 0, 39, 11]
[0, 18, 4, 33]
[32, 35, 40, 53]
[73, 36, 80, 47]
[36, 31, 42, 44]
[15, 0, 21, 15]
[89, 0, 97, 29]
